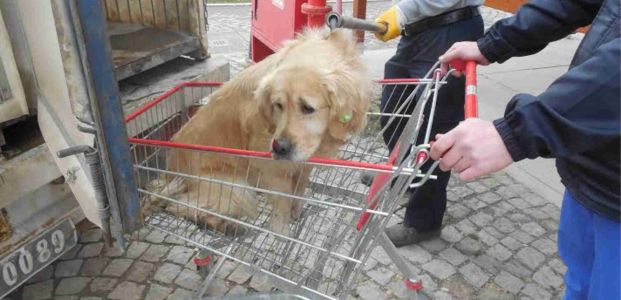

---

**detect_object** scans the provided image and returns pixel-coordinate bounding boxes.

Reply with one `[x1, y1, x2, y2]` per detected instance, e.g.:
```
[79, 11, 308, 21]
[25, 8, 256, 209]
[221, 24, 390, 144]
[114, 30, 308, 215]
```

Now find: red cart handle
[449, 60, 478, 119]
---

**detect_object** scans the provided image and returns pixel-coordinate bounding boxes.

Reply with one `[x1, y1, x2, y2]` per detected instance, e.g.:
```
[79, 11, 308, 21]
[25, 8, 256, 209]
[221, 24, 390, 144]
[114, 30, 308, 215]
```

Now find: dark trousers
[380, 15, 483, 232]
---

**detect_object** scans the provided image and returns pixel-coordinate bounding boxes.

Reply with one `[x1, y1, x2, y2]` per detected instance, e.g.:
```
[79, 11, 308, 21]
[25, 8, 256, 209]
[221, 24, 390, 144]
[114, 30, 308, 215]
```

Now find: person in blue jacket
[433, 0, 620, 299]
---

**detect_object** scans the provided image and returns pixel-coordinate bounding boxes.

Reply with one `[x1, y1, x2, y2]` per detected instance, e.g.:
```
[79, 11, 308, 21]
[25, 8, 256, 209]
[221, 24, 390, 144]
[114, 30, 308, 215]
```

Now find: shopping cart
[124, 59, 478, 299]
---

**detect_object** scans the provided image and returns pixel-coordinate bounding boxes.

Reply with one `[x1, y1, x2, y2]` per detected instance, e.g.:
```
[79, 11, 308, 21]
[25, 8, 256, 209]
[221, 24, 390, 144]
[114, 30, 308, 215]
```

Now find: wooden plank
[117, 0, 131, 22]
[178, 0, 190, 32]
[128, 0, 144, 24]
[484, 0, 589, 33]
[152, 0, 167, 29]
[104, 0, 120, 22]
[352, 0, 367, 43]
[165, 0, 180, 30]
[140, 0, 155, 26]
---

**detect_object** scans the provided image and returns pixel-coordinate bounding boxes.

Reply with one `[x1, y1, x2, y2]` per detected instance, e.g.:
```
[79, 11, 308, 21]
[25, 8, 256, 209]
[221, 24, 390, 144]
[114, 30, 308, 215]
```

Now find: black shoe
[385, 223, 441, 247]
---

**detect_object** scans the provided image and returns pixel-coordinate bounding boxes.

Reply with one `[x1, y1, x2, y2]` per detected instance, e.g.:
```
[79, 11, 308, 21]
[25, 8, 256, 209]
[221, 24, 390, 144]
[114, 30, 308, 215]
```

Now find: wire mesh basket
[124, 61, 477, 299]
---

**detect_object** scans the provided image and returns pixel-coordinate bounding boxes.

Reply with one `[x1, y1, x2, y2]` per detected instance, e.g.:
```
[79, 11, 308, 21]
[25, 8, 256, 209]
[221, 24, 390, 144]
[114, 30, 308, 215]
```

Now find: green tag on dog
[340, 112, 352, 124]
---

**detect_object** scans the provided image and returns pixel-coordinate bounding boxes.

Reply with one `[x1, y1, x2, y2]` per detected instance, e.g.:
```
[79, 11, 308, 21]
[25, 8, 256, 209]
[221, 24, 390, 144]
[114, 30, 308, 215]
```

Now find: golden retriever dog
[145, 28, 372, 236]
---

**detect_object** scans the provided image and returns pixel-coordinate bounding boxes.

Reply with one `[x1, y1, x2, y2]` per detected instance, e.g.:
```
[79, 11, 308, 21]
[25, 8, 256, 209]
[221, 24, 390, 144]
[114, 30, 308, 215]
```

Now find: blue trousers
[559, 191, 620, 300]
[380, 15, 483, 231]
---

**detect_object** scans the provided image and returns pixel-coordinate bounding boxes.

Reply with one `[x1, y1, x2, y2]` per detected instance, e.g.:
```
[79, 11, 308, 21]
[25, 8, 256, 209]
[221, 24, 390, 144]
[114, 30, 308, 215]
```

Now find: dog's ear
[254, 71, 276, 131]
[323, 68, 371, 141]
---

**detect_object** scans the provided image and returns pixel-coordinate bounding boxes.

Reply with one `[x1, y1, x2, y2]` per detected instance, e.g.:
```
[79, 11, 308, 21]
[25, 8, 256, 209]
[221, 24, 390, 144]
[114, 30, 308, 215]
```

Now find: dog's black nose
[272, 138, 292, 156]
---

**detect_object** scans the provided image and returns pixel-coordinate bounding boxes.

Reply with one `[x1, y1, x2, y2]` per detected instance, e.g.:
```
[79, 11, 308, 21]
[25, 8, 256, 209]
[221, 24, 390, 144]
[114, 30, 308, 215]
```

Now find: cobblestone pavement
[8, 2, 565, 300]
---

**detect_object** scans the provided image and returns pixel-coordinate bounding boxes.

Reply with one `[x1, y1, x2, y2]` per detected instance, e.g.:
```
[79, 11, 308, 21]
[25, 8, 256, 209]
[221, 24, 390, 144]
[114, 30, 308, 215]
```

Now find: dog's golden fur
[149, 28, 372, 235]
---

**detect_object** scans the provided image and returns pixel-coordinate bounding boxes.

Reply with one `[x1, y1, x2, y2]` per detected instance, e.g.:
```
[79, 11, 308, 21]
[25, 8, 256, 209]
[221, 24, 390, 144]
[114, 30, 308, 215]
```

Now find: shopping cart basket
[124, 60, 478, 300]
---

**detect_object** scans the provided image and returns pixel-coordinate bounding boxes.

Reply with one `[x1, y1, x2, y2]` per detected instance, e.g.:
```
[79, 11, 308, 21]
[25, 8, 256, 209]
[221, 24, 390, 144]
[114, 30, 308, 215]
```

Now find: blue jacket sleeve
[493, 37, 620, 161]
[477, 0, 601, 63]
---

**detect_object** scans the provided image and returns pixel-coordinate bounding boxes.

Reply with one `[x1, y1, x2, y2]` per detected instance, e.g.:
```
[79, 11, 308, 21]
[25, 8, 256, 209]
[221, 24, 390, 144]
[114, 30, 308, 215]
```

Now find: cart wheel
[194, 252, 215, 278]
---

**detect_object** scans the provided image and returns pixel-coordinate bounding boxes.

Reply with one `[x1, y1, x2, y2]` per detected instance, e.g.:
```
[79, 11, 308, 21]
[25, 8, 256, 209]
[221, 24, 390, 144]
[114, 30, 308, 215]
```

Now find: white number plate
[0, 219, 77, 298]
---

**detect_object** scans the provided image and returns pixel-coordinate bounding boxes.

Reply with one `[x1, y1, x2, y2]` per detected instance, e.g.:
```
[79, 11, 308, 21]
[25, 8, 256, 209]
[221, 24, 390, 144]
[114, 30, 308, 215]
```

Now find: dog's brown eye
[273, 102, 283, 110]
[301, 103, 315, 114]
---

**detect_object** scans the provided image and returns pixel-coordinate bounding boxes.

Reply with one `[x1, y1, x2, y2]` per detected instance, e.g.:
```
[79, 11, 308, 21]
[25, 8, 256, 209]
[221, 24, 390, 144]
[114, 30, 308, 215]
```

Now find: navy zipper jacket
[477, 0, 620, 221]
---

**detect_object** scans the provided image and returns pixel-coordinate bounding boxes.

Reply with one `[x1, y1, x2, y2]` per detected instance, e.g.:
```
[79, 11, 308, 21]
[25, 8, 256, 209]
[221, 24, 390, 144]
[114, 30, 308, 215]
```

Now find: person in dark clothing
[375, 0, 484, 247]
[433, 0, 620, 298]
[372, 0, 484, 246]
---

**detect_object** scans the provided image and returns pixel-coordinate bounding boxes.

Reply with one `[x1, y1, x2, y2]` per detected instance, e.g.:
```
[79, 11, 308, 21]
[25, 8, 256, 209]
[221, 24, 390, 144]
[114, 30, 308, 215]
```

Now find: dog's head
[255, 63, 370, 161]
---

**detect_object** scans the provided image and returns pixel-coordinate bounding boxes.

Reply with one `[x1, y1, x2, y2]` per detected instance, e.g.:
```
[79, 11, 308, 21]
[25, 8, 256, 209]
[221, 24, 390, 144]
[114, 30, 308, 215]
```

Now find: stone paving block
[455, 219, 478, 236]
[511, 230, 535, 244]
[492, 217, 515, 234]
[90, 278, 118, 292]
[366, 266, 395, 286]
[228, 265, 254, 284]
[500, 236, 523, 251]
[422, 259, 456, 280]
[521, 283, 552, 300]
[440, 225, 463, 243]
[455, 236, 483, 256]
[126, 261, 155, 283]
[104, 246, 124, 258]
[502, 260, 533, 278]
[167, 288, 194, 300]
[481, 178, 501, 189]
[532, 238, 557, 255]
[439, 248, 467, 266]
[419, 238, 447, 253]
[79, 229, 102, 243]
[464, 198, 487, 210]
[549, 232, 558, 242]
[81, 297, 102, 300]
[540, 219, 559, 232]
[477, 229, 499, 246]
[417, 273, 438, 291]
[142, 244, 170, 262]
[541, 203, 561, 220]
[482, 226, 504, 239]
[126, 242, 150, 259]
[459, 263, 490, 288]
[496, 184, 525, 199]
[108, 282, 145, 300]
[227, 285, 248, 296]
[489, 202, 515, 218]
[248, 273, 274, 292]
[56, 277, 91, 295]
[78, 242, 104, 258]
[362, 258, 378, 271]
[154, 262, 182, 284]
[522, 222, 546, 237]
[446, 191, 459, 202]
[477, 283, 514, 300]
[522, 193, 547, 207]
[145, 284, 173, 300]
[23, 279, 54, 300]
[216, 260, 238, 279]
[466, 181, 488, 193]
[486, 243, 512, 262]
[386, 280, 409, 299]
[164, 235, 187, 245]
[507, 213, 532, 223]
[145, 230, 168, 243]
[434, 290, 452, 300]
[447, 204, 471, 219]
[533, 266, 563, 290]
[548, 258, 567, 275]
[508, 198, 530, 210]
[451, 186, 475, 198]
[370, 246, 393, 265]
[81, 257, 108, 276]
[478, 192, 502, 204]
[522, 207, 550, 220]
[354, 280, 385, 300]
[494, 271, 524, 294]
[26, 264, 53, 283]
[206, 278, 229, 296]
[60, 245, 81, 260]
[516, 247, 545, 270]
[175, 269, 203, 291]
[399, 245, 432, 264]
[166, 246, 195, 265]
[103, 258, 133, 277]
[472, 254, 501, 274]
[471, 212, 494, 227]
[54, 296, 79, 300]
[442, 275, 475, 299]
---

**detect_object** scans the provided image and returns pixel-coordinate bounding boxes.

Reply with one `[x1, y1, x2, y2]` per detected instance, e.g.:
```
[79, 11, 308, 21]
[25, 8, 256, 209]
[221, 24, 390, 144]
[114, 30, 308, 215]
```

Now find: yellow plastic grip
[374, 7, 401, 42]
